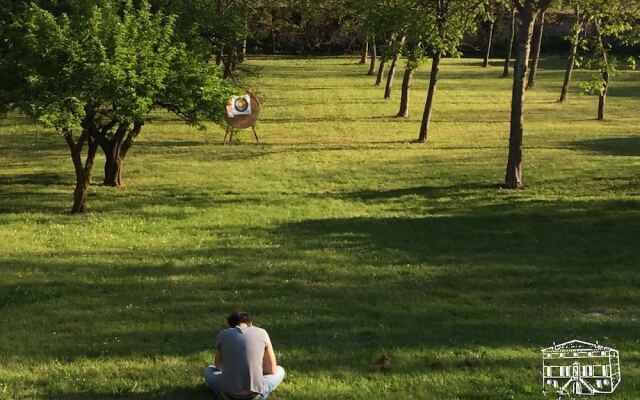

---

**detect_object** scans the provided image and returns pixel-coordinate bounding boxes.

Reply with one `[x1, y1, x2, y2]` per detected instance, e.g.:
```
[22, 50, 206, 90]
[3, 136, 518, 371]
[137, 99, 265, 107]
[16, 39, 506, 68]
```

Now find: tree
[504, 0, 553, 189]
[368, 37, 378, 75]
[376, 39, 391, 86]
[360, 37, 369, 63]
[559, 3, 584, 102]
[416, 0, 487, 143]
[577, 0, 639, 120]
[384, 35, 406, 99]
[397, 39, 426, 117]
[395, 1, 434, 117]
[481, 1, 504, 67]
[526, 8, 546, 88]
[2, 1, 236, 213]
[503, 1, 517, 77]
[355, 0, 410, 90]
[163, 0, 250, 78]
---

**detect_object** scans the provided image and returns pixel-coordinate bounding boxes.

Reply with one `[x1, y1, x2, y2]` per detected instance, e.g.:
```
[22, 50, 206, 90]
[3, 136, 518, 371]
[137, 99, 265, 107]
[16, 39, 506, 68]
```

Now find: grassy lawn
[0, 56, 639, 399]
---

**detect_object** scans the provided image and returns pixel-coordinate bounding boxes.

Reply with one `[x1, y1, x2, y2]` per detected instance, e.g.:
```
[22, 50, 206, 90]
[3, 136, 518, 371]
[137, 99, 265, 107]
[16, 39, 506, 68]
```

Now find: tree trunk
[384, 36, 405, 99]
[71, 140, 98, 214]
[272, 29, 277, 54]
[598, 70, 609, 121]
[397, 67, 415, 117]
[65, 125, 100, 214]
[527, 10, 545, 89]
[360, 39, 368, 64]
[237, 39, 247, 64]
[238, 15, 248, 64]
[560, 6, 581, 102]
[483, 21, 495, 68]
[103, 152, 124, 187]
[502, 3, 517, 78]
[595, 23, 609, 121]
[384, 53, 400, 99]
[223, 59, 232, 79]
[101, 121, 143, 187]
[368, 41, 377, 75]
[376, 56, 387, 86]
[504, 6, 538, 189]
[503, 5, 516, 77]
[417, 52, 442, 143]
[223, 41, 235, 79]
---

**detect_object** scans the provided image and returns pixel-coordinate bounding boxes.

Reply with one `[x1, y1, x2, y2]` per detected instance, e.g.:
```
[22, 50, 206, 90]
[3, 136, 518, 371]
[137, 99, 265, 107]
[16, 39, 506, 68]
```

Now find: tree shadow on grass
[570, 137, 640, 156]
[54, 385, 211, 400]
[1, 198, 640, 398]
[0, 172, 68, 186]
[341, 183, 500, 202]
[2, 198, 639, 354]
[607, 84, 640, 98]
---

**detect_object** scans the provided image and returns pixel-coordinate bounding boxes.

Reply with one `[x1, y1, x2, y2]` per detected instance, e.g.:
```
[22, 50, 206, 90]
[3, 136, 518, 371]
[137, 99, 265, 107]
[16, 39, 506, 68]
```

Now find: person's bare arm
[215, 347, 223, 370]
[262, 345, 277, 375]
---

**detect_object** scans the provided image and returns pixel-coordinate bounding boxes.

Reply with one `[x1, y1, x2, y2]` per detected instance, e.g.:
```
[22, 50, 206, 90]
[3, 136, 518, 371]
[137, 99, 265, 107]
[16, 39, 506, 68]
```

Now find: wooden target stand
[223, 93, 261, 144]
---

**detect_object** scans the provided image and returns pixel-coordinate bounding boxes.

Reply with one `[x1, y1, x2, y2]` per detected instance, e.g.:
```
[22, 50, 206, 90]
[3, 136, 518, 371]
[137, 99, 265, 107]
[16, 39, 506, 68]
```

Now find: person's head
[227, 309, 252, 327]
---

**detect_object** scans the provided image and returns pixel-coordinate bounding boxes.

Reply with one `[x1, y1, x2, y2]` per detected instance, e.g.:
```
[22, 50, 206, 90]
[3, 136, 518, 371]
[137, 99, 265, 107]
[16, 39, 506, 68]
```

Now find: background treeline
[124, 1, 636, 56]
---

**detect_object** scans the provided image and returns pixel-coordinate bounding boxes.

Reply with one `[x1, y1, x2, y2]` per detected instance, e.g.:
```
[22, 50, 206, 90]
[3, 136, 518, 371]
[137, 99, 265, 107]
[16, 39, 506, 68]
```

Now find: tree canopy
[1, 0, 238, 213]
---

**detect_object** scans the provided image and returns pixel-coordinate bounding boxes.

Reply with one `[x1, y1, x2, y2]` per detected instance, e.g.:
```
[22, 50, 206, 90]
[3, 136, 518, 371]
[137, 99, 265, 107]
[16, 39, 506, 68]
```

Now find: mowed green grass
[0, 56, 639, 400]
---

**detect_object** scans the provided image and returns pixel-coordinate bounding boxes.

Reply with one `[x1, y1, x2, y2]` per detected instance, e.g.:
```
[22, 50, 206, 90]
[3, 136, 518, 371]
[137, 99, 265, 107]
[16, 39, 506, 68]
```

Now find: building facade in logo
[541, 340, 620, 398]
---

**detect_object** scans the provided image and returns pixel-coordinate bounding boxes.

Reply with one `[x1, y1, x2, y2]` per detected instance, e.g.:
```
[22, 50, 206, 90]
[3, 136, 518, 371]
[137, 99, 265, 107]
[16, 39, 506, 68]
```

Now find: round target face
[234, 97, 249, 113]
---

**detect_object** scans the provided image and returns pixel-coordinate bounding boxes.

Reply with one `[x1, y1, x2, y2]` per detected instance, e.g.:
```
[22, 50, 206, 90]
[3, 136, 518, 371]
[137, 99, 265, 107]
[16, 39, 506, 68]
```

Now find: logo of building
[541, 340, 620, 398]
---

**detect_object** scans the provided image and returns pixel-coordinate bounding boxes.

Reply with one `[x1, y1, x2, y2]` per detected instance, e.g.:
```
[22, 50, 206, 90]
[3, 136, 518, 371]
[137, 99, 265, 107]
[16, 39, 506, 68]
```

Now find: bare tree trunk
[376, 56, 387, 86]
[65, 124, 100, 214]
[368, 40, 377, 75]
[505, 6, 538, 189]
[384, 36, 405, 99]
[376, 35, 396, 85]
[503, 5, 516, 77]
[560, 5, 581, 102]
[417, 52, 442, 143]
[360, 38, 369, 64]
[527, 10, 545, 89]
[102, 121, 143, 187]
[238, 14, 248, 64]
[397, 67, 415, 117]
[595, 22, 609, 121]
[483, 20, 495, 68]
[598, 71, 609, 120]
[397, 41, 420, 118]
[237, 40, 247, 64]
[222, 55, 232, 79]
[102, 123, 129, 187]
[384, 53, 400, 98]
[271, 28, 277, 54]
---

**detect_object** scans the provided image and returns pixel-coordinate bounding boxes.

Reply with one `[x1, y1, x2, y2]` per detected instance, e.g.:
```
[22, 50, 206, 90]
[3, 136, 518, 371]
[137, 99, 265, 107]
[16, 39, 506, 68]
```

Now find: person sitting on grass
[204, 309, 285, 400]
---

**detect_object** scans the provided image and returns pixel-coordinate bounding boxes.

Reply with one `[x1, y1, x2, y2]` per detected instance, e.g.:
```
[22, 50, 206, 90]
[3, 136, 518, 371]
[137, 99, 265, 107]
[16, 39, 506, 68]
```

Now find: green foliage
[414, 0, 487, 57]
[159, 0, 249, 59]
[575, 0, 640, 97]
[160, 49, 236, 127]
[580, 56, 617, 95]
[3, 0, 236, 134]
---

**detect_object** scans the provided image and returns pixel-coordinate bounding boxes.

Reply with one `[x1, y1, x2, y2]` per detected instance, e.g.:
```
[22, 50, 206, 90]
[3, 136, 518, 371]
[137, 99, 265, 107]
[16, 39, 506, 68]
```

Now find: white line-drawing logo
[541, 339, 621, 399]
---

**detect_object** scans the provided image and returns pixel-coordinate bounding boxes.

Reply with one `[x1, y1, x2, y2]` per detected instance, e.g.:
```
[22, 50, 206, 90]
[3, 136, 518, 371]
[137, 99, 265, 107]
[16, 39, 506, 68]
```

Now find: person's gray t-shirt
[216, 325, 272, 394]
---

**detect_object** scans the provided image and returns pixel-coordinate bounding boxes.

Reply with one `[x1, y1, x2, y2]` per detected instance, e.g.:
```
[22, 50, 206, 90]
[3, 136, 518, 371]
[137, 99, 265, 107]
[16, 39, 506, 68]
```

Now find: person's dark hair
[227, 309, 252, 327]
